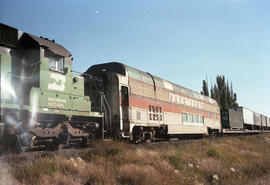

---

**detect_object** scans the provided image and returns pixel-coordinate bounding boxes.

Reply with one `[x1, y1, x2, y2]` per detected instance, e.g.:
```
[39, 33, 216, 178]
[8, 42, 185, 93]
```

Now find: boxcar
[261, 115, 267, 131]
[85, 62, 221, 142]
[253, 112, 262, 130]
[221, 109, 243, 130]
[236, 107, 254, 130]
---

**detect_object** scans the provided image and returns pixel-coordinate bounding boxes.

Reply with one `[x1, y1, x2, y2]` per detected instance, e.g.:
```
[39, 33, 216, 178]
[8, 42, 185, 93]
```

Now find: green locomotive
[0, 23, 104, 151]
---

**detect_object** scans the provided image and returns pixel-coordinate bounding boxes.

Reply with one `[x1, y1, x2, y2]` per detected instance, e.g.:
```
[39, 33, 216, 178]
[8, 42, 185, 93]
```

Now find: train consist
[221, 107, 270, 133]
[0, 23, 269, 151]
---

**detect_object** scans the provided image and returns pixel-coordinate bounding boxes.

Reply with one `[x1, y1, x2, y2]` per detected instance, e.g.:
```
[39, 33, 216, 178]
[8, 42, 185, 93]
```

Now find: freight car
[261, 115, 268, 131]
[266, 116, 269, 130]
[221, 109, 243, 130]
[236, 107, 255, 130]
[85, 62, 221, 143]
[0, 23, 104, 151]
[254, 112, 262, 131]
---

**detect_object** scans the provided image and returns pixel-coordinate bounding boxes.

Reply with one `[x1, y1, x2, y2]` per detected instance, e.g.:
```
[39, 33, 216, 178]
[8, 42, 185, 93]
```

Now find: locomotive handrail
[71, 70, 93, 78]
[4, 62, 41, 80]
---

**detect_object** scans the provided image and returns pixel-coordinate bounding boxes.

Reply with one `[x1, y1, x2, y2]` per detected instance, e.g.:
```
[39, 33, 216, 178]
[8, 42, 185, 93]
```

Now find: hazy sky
[1, 0, 269, 117]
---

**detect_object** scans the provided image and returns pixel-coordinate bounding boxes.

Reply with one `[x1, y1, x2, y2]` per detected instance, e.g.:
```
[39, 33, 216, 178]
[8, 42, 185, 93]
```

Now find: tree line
[201, 75, 238, 110]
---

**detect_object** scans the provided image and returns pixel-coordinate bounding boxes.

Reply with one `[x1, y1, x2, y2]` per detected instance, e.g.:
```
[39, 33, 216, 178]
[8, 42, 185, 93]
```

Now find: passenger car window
[195, 115, 199, 123]
[189, 114, 193, 122]
[182, 113, 188, 122]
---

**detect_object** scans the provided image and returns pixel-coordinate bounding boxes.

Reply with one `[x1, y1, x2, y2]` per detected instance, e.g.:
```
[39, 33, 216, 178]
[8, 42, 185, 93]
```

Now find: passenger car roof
[87, 62, 218, 105]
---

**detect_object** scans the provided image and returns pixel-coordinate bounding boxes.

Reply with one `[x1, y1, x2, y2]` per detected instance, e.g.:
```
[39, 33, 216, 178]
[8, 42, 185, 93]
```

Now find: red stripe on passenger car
[129, 94, 218, 119]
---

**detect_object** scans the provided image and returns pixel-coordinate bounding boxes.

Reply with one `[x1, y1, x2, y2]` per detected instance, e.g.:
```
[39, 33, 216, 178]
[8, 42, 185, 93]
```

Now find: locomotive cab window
[49, 57, 64, 72]
[45, 50, 65, 72]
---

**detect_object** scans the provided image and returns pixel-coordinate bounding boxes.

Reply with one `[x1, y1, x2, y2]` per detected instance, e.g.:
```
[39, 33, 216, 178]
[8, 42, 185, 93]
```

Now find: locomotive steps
[1, 134, 270, 185]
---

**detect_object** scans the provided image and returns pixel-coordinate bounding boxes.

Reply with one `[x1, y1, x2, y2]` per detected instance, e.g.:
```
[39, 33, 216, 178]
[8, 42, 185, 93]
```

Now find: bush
[168, 155, 185, 170]
[206, 147, 220, 158]
[13, 157, 57, 185]
[117, 164, 162, 185]
[105, 144, 123, 156]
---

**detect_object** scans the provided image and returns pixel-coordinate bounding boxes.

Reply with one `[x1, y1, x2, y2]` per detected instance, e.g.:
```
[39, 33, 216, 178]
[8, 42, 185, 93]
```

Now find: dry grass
[1, 134, 270, 185]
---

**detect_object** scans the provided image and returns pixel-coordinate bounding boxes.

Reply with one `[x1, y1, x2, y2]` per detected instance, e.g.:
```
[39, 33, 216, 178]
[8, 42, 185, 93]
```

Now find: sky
[1, 0, 269, 117]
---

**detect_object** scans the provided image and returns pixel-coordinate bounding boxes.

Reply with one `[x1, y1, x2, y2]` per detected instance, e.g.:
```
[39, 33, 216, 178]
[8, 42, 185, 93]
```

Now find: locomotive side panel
[0, 50, 12, 102]
[0, 52, 12, 142]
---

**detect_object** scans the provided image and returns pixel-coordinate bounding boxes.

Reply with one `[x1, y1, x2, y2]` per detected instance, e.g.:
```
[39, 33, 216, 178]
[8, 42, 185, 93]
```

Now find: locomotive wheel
[16, 136, 27, 152]
[46, 139, 60, 151]
[132, 129, 143, 144]
[1, 134, 28, 153]
[132, 133, 141, 144]
[213, 130, 219, 137]
[78, 137, 88, 148]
